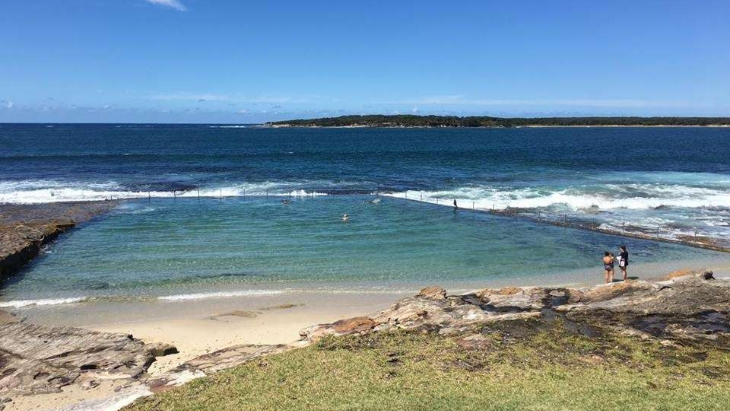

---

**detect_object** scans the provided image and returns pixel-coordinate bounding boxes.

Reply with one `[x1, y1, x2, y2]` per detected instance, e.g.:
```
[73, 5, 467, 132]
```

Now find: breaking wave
[387, 184, 730, 211]
[383, 172, 730, 243]
[0, 180, 332, 204]
[0, 290, 287, 308]
[0, 297, 86, 308]
[157, 289, 286, 301]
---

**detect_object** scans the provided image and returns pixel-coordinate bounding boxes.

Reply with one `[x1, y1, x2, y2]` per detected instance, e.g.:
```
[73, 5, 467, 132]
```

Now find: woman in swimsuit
[602, 251, 615, 283]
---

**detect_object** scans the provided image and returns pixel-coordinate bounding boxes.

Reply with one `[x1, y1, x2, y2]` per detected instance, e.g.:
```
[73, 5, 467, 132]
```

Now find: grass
[127, 317, 730, 411]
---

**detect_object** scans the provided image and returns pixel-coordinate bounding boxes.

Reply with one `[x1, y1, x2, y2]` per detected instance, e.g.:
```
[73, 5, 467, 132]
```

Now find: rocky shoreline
[2, 269, 728, 410]
[487, 207, 730, 253]
[299, 269, 729, 346]
[395, 196, 730, 253]
[0, 202, 118, 282]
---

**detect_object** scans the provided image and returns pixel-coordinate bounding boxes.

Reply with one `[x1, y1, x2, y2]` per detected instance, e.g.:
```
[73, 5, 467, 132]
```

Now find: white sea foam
[0, 297, 86, 308]
[386, 174, 730, 243]
[208, 125, 248, 128]
[387, 183, 730, 212]
[157, 289, 286, 301]
[0, 180, 330, 204]
[1, 290, 287, 308]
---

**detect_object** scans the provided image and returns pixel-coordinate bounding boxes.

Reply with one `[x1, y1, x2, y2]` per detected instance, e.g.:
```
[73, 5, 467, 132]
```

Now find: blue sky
[1, 0, 729, 123]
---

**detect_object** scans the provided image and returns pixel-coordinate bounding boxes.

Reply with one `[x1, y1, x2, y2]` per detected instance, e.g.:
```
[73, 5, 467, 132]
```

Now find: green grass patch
[128, 318, 730, 411]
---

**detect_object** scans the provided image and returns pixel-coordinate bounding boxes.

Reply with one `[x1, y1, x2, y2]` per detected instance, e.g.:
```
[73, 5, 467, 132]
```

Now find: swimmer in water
[342, 214, 349, 222]
[281, 199, 291, 205]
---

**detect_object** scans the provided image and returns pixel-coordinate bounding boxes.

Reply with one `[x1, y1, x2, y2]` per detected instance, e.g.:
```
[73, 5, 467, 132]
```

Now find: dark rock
[148, 343, 179, 357]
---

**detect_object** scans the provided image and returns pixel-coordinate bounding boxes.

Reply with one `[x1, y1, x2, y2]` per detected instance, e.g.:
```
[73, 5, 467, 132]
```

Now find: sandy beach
[92, 292, 403, 375]
[2, 290, 403, 411]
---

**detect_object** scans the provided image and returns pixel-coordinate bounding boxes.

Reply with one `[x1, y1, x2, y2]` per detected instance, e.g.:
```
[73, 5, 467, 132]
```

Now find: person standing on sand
[618, 245, 629, 280]
[602, 251, 615, 283]
[608, 252, 616, 282]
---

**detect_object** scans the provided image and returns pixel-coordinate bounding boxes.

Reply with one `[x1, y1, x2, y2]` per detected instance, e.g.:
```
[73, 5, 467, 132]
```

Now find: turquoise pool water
[1, 196, 726, 307]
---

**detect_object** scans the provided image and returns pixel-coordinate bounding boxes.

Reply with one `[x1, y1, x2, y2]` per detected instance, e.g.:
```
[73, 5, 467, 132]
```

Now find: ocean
[1, 124, 729, 307]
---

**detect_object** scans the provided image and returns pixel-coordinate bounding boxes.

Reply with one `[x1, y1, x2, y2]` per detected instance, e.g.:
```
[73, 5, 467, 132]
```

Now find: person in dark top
[618, 245, 629, 280]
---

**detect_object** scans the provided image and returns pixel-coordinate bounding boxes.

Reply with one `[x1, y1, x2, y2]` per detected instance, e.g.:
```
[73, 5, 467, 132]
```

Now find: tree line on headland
[268, 115, 730, 128]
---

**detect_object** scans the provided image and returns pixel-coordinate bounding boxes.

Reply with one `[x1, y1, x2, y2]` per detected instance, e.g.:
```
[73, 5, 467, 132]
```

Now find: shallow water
[1, 196, 727, 308]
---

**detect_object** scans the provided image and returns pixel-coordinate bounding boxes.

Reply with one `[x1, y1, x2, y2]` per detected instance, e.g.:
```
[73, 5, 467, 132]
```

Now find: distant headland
[267, 115, 730, 128]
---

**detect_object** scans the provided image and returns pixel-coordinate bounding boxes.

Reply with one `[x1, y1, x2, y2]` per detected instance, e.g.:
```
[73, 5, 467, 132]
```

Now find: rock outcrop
[146, 344, 288, 392]
[0, 319, 284, 410]
[0, 322, 154, 396]
[300, 273, 730, 348]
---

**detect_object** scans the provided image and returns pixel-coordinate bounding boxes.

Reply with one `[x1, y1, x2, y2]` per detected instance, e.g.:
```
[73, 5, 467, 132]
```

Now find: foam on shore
[157, 289, 287, 301]
[0, 297, 87, 308]
[0, 290, 288, 308]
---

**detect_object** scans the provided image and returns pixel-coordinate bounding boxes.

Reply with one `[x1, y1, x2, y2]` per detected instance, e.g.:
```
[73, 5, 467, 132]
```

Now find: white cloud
[1, 100, 14, 109]
[145, 0, 187, 11]
[388, 95, 703, 109]
[147, 93, 312, 104]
